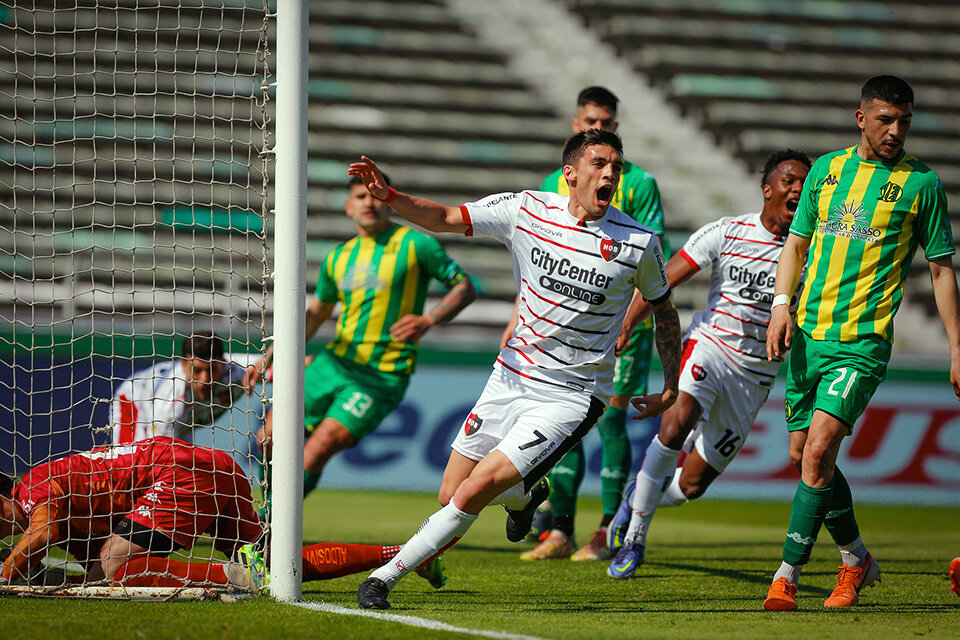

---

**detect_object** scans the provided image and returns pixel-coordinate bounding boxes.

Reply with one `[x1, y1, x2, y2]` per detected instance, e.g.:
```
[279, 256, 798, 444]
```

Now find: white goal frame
[1, 0, 306, 602]
[268, 0, 308, 603]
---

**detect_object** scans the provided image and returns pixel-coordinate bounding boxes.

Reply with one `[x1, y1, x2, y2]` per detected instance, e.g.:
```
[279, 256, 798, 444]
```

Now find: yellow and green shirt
[791, 145, 954, 343]
[316, 225, 468, 375]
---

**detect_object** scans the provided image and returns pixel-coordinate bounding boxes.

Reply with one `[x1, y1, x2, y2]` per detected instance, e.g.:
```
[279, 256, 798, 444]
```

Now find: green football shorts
[613, 324, 653, 397]
[303, 349, 409, 441]
[783, 329, 890, 433]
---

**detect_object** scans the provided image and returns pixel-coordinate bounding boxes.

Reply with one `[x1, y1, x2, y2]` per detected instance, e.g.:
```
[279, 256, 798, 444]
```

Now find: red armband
[378, 187, 398, 203]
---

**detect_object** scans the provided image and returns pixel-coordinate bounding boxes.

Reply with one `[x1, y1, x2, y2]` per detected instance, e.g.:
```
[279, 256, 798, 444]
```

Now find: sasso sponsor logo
[342, 264, 387, 291]
[819, 199, 882, 243]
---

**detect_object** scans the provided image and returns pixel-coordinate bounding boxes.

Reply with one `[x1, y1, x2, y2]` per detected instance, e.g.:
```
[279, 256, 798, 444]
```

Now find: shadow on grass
[643, 560, 842, 601]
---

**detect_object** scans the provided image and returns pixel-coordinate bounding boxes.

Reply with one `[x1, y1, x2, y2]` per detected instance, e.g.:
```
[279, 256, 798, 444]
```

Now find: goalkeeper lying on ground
[0, 437, 444, 591]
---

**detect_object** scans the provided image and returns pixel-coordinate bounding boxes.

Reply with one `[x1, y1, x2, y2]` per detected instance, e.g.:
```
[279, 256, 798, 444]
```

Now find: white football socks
[838, 536, 868, 567]
[659, 472, 689, 507]
[773, 561, 803, 585]
[625, 437, 681, 545]
[369, 501, 478, 590]
[492, 482, 530, 511]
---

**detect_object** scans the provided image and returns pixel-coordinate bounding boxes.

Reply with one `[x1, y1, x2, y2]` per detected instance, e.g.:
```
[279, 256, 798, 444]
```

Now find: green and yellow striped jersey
[541, 159, 666, 330]
[791, 145, 954, 343]
[316, 225, 468, 375]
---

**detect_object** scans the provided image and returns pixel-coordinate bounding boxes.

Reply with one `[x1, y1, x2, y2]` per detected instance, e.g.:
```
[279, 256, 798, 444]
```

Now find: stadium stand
[0, 0, 270, 340]
[562, 0, 960, 355]
[3, 0, 957, 356]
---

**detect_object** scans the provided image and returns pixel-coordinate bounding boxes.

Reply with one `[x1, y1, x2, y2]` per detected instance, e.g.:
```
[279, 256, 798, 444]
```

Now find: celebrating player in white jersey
[348, 129, 682, 609]
[107, 334, 247, 445]
[606, 150, 812, 579]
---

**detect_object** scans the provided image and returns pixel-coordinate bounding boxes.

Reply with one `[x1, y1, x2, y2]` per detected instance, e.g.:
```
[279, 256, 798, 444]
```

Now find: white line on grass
[291, 602, 551, 640]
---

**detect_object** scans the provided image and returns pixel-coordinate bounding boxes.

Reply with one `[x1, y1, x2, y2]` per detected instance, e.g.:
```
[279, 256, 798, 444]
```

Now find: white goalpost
[0, 0, 305, 600]
[268, 0, 308, 604]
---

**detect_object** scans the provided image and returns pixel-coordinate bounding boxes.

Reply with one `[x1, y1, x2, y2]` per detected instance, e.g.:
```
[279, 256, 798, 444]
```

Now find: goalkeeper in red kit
[0, 437, 444, 591]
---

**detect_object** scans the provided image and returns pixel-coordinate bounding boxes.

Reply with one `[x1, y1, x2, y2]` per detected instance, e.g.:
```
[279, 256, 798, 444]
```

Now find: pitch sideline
[291, 602, 551, 640]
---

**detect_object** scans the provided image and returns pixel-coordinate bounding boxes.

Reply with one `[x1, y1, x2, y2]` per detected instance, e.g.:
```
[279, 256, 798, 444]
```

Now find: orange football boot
[823, 553, 881, 607]
[763, 577, 798, 611]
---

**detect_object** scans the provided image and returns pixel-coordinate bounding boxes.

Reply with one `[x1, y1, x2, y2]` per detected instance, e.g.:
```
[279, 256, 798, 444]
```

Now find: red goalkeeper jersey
[4, 437, 262, 580]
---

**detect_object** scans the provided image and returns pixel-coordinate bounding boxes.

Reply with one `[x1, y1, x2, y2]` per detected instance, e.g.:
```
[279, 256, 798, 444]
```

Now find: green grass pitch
[4, 489, 958, 639]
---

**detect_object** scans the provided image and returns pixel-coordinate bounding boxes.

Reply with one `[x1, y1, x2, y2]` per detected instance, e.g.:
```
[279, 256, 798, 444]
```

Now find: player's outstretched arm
[347, 156, 468, 234]
[766, 233, 809, 362]
[632, 295, 681, 420]
[0, 505, 58, 584]
[390, 277, 478, 343]
[929, 256, 960, 399]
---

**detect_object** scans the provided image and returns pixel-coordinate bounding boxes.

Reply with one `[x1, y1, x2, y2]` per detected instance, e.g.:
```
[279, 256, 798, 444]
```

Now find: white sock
[624, 438, 680, 546]
[493, 482, 529, 511]
[773, 561, 803, 585]
[838, 536, 867, 567]
[369, 501, 478, 589]
[658, 472, 689, 507]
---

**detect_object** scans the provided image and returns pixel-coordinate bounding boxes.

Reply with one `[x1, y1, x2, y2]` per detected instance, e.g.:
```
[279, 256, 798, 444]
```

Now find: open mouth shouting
[786, 197, 799, 213]
[596, 183, 613, 208]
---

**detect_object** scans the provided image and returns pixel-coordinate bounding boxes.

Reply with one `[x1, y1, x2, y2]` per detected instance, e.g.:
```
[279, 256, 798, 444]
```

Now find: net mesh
[0, 0, 273, 596]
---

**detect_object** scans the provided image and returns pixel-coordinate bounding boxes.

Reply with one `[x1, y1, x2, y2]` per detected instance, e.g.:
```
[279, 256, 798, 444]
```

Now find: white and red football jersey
[461, 190, 669, 401]
[679, 212, 803, 384]
[110, 358, 246, 445]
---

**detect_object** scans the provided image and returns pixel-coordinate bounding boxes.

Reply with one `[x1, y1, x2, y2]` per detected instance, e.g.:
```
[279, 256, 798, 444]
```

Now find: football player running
[607, 150, 811, 579]
[349, 129, 682, 609]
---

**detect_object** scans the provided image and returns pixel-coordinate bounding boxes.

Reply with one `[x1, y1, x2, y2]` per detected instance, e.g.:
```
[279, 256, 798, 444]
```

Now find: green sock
[303, 470, 322, 499]
[549, 442, 585, 518]
[782, 478, 834, 566]
[822, 466, 860, 546]
[597, 406, 630, 517]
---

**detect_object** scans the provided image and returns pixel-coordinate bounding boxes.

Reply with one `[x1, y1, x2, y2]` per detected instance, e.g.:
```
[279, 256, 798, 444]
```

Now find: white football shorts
[678, 336, 770, 472]
[451, 368, 605, 492]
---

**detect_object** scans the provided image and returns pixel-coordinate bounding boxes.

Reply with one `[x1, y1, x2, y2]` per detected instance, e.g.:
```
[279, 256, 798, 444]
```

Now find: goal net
[0, 0, 274, 598]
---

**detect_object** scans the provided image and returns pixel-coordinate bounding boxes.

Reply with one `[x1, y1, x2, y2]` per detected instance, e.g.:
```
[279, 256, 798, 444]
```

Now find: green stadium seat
[160, 207, 266, 234]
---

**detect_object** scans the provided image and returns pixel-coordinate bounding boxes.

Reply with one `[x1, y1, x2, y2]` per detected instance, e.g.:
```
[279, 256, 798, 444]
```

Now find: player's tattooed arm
[390, 277, 477, 343]
[631, 295, 681, 420]
[651, 296, 682, 396]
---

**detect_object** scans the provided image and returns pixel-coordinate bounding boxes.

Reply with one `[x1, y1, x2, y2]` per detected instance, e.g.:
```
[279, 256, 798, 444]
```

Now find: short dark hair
[181, 333, 225, 361]
[562, 129, 624, 168]
[761, 149, 812, 186]
[861, 75, 913, 106]
[577, 86, 619, 113]
[0, 473, 14, 498]
[348, 172, 391, 189]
